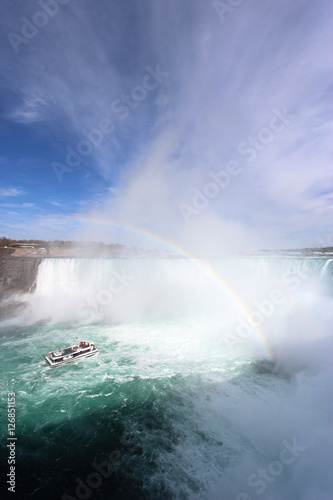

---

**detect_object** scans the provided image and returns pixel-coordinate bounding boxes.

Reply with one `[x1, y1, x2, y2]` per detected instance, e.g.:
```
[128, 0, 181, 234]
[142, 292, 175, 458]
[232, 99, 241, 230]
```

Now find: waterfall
[30, 256, 332, 323]
[320, 258, 333, 278]
[35, 257, 332, 296]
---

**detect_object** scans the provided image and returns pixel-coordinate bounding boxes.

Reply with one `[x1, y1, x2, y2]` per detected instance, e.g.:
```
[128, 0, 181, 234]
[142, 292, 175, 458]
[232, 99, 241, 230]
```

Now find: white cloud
[0, 187, 25, 197]
[8, 96, 47, 123]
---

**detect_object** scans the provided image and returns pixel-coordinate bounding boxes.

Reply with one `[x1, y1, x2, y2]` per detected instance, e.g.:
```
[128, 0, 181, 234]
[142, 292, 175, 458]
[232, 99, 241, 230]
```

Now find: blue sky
[0, 0, 332, 251]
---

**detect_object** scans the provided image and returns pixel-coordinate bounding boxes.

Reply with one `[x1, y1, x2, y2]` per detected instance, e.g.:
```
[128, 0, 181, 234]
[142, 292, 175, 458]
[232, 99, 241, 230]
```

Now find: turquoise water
[0, 257, 332, 499]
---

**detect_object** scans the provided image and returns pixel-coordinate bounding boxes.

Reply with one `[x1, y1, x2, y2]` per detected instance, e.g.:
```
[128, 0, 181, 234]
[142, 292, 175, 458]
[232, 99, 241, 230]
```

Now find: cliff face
[0, 257, 42, 296]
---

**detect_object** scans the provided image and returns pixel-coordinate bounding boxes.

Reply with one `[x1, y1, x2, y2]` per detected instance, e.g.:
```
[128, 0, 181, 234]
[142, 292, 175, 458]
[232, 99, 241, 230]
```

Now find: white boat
[45, 340, 98, 367]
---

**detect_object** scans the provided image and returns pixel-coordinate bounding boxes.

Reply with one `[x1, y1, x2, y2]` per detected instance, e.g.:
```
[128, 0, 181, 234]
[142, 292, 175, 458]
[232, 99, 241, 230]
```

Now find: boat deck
[62, 347, 74, 355]
[45, 342, 98, 367]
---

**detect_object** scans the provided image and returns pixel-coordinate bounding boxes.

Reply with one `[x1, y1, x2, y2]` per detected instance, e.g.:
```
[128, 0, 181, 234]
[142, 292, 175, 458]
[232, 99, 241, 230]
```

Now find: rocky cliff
[0, 257, 42, 296]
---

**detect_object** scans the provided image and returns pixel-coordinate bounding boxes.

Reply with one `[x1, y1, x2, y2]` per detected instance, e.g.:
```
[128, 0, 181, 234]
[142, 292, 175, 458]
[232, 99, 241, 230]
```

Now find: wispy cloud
[7, 96, 47, 123]
[0, 187, 25, 197]
[0, 210, 80, 240]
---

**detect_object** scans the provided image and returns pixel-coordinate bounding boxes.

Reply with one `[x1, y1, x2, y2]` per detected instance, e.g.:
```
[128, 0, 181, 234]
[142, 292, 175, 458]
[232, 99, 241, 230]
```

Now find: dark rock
[0, 256, 42, 297]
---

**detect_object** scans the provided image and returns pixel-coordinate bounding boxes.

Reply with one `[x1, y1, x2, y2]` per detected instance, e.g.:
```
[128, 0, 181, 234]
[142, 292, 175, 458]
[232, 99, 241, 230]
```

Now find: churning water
[0, 257, 332, 499]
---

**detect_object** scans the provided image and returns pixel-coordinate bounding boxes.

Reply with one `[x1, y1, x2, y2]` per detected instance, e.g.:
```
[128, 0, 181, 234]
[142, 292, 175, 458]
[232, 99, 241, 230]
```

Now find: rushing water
[0, 257, 332, 499]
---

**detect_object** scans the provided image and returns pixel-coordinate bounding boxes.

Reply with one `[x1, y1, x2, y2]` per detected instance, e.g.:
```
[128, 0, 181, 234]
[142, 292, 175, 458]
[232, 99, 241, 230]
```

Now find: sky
[0, 0, 332, 252]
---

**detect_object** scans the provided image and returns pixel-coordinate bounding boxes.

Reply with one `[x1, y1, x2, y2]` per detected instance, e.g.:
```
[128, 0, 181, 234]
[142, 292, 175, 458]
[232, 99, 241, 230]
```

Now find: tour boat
[45, 339, 98, 367]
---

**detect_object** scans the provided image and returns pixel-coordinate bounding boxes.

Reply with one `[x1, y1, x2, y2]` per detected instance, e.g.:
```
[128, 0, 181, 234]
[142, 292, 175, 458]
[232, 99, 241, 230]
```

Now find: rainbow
[71, 216, 274, 360]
